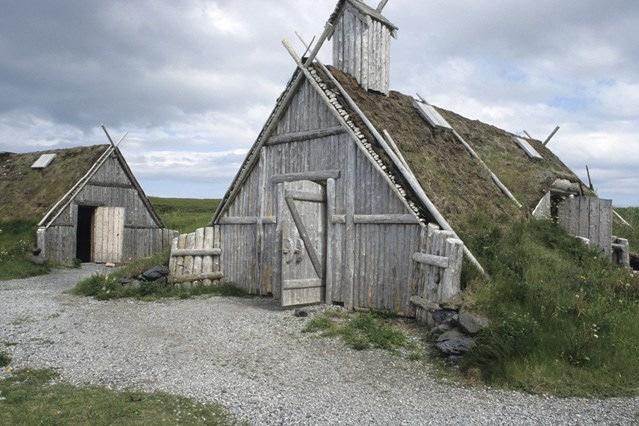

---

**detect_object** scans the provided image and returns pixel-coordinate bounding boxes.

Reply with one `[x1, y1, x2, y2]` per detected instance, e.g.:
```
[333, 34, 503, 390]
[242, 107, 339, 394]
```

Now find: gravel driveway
[1, 266, 638, 425]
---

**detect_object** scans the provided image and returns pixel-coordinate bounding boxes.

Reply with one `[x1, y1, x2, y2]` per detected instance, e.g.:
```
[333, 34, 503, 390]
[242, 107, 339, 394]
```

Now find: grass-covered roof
[327, 67, 584, 237]
[326, 67, 521, 237]
[437, 108, 582, 211]
[0, 145, 108, 221]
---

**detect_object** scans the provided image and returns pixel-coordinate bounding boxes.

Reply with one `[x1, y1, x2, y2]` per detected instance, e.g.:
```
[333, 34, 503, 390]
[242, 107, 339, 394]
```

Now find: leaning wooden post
[439, 238, 464, 302]
[543, 126, 560, 146]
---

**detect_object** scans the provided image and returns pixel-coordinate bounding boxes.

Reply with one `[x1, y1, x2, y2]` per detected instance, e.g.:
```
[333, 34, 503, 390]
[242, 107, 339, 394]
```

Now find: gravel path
[1, 266, 638, 425]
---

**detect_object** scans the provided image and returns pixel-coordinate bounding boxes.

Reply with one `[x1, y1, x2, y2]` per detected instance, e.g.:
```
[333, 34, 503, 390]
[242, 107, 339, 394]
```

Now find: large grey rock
[30, 255, 47, 265]
[458, 312, 489, 335]
[431, 309, 458, 326]
[141, 265, 170, 281]
[435, 329, 475, 356]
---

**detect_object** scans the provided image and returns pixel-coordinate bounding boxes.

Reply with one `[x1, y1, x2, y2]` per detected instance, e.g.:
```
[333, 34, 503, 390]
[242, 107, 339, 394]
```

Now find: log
[354, 214, 420, 224]
[171, 248, 221, 257]
[412, 252, 449, 268]
[271, 170, 340, 184]
[169, 272, 224, 284]
[267, 126, 346, 145]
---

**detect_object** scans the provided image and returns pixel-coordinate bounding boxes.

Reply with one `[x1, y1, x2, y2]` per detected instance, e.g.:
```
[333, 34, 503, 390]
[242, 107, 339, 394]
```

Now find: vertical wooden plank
[169, 236, 178, 276]
[273, 183, 285, 300]
[177, 234, 187, 276]
[257, 150, 268, 294]
[326, 178, 336, 304]
[600, 200, 613, 259]
[202, 227, 214, 284]
[587, 198, 599, 250]
[213, 226, 221, 276]
[344, 139, 357, 309]
[115, 207, 124, 263]
[439, 238, 464, 302]
[193, 227, 204, 279]
[184, 232, 195, 276]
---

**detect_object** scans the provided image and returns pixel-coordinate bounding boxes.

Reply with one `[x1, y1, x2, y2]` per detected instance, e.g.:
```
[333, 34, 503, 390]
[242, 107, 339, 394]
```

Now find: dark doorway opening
[76, 206, 95, 262]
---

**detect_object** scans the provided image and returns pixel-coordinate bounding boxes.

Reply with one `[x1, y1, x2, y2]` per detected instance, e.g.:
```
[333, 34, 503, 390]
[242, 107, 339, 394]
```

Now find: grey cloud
[0, 0, 637, 204]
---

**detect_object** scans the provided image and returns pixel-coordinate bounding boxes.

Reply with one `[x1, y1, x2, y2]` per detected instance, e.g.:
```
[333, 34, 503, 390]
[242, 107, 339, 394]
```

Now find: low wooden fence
[168, 226, 223, 287]
[409, 224, 464, 321]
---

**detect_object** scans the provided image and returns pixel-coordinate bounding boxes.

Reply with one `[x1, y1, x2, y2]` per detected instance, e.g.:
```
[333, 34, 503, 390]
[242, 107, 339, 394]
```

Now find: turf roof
[325, 67, 522, 237]
[437, 108, 584, 211]
[0, 145, 109, 221]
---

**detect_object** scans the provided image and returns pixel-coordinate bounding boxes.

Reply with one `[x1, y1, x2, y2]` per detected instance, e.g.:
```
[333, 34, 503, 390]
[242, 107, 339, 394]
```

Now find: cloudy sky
[1, 0, 637, 205]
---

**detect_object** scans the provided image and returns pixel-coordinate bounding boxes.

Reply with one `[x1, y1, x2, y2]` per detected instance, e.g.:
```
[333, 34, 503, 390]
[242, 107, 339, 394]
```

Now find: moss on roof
[0, 145, 109, 221]
[326, 67, 522, 238]
[437, 108, 584, 211]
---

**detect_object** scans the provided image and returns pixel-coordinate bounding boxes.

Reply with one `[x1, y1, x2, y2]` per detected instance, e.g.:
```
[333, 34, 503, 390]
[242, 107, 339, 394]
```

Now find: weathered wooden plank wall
[558, 196, 613, 258]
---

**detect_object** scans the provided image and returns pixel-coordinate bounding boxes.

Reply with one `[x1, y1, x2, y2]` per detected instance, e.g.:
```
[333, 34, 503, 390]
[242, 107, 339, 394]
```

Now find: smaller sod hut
[0, 144, 175, 265]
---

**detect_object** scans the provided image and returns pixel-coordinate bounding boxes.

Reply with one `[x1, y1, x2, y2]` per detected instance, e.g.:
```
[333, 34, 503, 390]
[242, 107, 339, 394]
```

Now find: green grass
[0, 219, 50, 280]
[71, 251, 248, 301]
[0, 369, 237, 425]
[303, 309, 420, 354]
[613, 207, 639, 252]
[460, 217, 639, 397]
[150, 197, 220, 234]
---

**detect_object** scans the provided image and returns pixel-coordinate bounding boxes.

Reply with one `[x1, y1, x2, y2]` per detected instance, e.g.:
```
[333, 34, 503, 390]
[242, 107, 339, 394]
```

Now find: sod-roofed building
[210, 0, 616, 313]
[0, 145, 175, 265]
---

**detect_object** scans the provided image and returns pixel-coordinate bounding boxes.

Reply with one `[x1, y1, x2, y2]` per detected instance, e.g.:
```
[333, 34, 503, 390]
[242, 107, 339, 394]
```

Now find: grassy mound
[0, 369, 235, 425]
[461, 218, 639, 397]
[0, 219, 50, 280]
[72, 252, 248, 301]
[150, 197, 220, 234]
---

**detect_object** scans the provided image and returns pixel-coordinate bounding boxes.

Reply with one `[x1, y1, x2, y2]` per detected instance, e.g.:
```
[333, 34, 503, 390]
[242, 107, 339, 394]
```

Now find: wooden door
[280, 181, 327, 307]
[92, 207, 125, 264]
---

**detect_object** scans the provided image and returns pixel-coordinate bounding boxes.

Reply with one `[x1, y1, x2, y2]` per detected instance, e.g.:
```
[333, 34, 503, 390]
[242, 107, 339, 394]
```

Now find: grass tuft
[461, 217, 639, 397]
[0, 369, 237, 425]
[71, 252, 249, 302]
[304, 309, 416, 352]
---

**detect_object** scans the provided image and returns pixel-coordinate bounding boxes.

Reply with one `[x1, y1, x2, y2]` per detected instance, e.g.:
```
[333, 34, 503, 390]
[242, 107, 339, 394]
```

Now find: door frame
[274, 176, 337, 304]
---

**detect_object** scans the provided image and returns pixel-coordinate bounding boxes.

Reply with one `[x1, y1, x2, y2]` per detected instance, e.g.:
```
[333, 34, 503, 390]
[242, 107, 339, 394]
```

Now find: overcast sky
[1, 0, 637, 205]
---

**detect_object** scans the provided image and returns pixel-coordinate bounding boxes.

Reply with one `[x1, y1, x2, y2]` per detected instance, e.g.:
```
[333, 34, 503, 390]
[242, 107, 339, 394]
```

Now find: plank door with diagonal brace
[280, 180, 327, 307]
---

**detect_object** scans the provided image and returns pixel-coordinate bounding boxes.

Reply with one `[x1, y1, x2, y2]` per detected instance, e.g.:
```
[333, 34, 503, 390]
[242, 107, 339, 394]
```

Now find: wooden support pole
[523, 130, 533, 140]
[543, 126, 560, 146]
[302, 23, 334, 66]
[295, 31, 316, 58]
[450, 129, 523, 209]
[377, 0, 390, 12]
[613, 210, 634, 229]
[586, 165, 594, 191]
